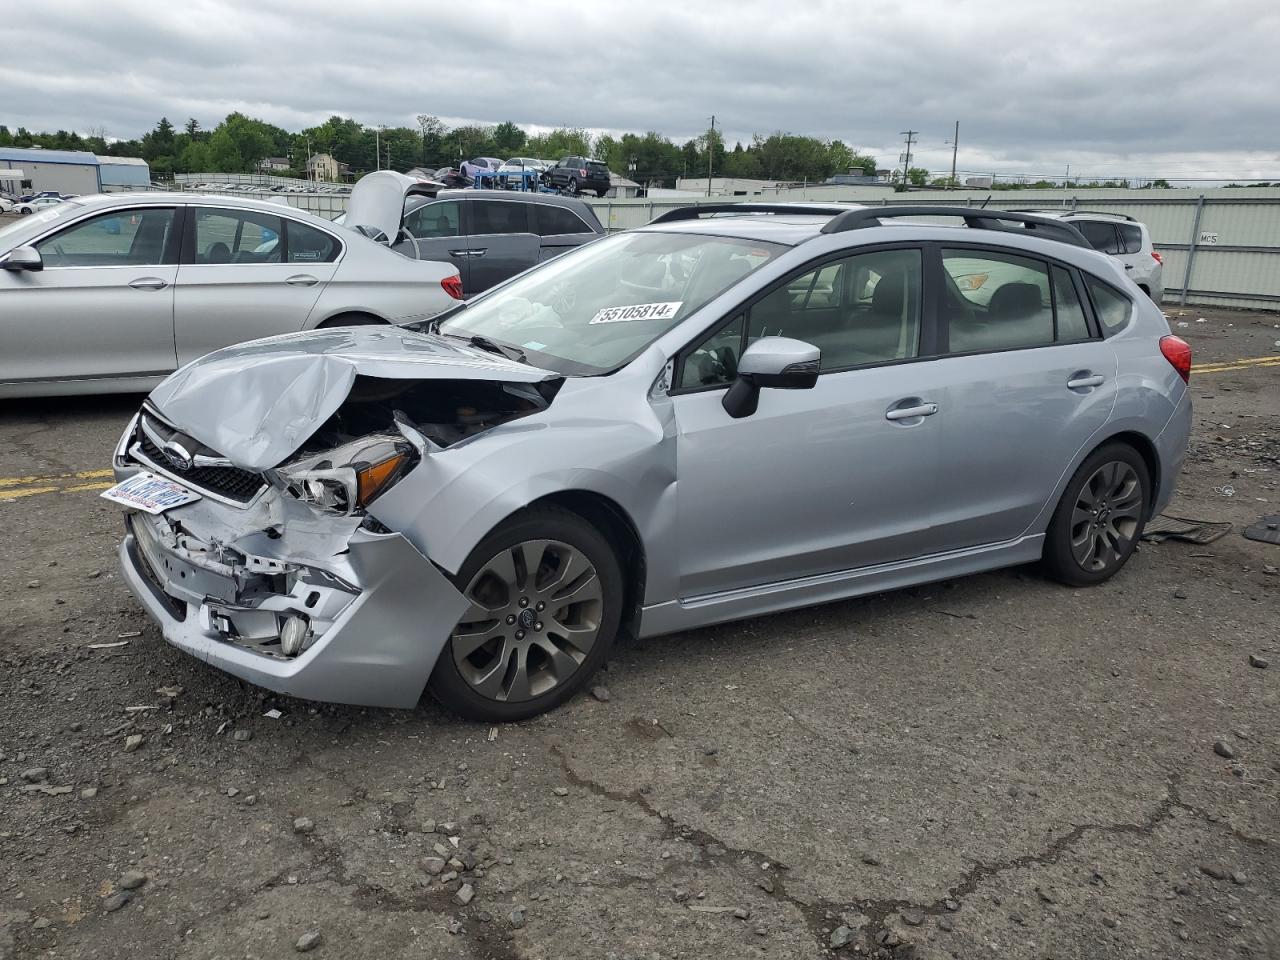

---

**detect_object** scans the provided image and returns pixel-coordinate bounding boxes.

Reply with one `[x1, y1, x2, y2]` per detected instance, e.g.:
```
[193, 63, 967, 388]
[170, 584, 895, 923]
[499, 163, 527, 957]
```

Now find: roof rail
[647, 203, 858, 224]
[820, 206, 1091, 247]
[1011, 207, 1137, 223]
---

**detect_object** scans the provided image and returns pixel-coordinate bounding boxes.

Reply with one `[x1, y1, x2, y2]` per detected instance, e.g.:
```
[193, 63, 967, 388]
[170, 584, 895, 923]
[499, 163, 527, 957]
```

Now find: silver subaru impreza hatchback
[107, 205, 1192, 721]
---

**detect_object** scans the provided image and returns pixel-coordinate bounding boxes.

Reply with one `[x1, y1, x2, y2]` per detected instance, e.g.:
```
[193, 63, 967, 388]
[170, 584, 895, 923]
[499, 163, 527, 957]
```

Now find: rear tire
[567, 177, 578, 196]
[317, 312, 383, 328]
[1042, 442, 1151, 587]
[429, 505, 623, 721]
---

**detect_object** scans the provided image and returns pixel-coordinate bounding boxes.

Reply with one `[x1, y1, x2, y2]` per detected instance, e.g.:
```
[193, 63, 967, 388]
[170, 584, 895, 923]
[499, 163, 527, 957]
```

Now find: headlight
[275, 435, 413, 515]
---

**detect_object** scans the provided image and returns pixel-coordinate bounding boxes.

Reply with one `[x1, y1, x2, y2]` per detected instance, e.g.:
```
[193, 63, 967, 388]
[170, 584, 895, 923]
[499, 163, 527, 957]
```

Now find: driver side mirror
[722, 337, 820, 419]
[1, 246, 43, 272]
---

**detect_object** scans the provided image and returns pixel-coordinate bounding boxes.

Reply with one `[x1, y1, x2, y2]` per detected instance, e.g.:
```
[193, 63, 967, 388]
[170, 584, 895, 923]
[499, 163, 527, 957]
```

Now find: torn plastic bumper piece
[117, 504, 469, 709]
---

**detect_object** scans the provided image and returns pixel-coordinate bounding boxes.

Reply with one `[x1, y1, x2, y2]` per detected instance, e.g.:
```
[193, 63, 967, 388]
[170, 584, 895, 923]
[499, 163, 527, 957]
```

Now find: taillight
[1160, 334, 1191, 383]
[1151, 251, 1163, 265]
[441, 274, 464, 300]
[578, 168, 587, 177]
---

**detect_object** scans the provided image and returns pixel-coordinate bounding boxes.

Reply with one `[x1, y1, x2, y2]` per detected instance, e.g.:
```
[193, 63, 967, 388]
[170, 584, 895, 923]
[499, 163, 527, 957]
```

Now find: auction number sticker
[588, 301, 683, 325]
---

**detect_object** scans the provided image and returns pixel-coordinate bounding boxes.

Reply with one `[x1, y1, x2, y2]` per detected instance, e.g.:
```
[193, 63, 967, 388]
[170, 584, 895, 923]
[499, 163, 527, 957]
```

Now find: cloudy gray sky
[6, 0, 1279, 181]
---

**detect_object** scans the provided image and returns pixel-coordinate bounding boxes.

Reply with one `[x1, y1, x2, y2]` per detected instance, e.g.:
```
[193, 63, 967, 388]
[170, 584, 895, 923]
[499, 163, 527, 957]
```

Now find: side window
[193, 208, 282, 264]
[678, 314, 745, 389]
[1117, 223, 1144, 254]
[286, 220, 340, 263]
[677, 248, 922, 388]
[35, 208, 175, 267]
[533, 204, 590, 236]
[1052, 266, 1091, 341]
[403, 201, 460, 239]
[1085, 276, 1133, 335]
[1075, 220, 1122, 255]
[470, 200, 530, 235]
[943, 250, 1053, 352]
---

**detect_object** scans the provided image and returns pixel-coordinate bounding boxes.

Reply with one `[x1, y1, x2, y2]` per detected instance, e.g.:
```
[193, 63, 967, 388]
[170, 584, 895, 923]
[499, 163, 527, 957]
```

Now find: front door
[173, 207, 338, 365]
[670, 246, 945, 597]
[927, 247, 1118, 551]
[0, 206, 179, 387]
[396, 199, 466, 283]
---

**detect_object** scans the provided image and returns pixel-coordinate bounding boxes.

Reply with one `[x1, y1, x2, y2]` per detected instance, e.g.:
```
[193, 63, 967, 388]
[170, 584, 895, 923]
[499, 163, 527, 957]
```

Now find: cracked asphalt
[1, 306, 1277, 959]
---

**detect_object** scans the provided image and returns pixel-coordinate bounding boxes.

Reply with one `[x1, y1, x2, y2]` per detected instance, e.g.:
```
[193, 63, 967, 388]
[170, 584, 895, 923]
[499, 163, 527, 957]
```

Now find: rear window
[534, 205, 592, 237]
[1075, 220, 1122, 255]
[1085, 276, 1132, 335]
[470, 200, 530, 235]
[587, 162, 609, 175]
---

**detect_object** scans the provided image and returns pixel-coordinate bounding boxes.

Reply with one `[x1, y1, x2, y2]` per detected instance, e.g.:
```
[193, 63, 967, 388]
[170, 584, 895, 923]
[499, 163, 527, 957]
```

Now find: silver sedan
[107, 204, 1192, 721]
[0, 192, 462, 397]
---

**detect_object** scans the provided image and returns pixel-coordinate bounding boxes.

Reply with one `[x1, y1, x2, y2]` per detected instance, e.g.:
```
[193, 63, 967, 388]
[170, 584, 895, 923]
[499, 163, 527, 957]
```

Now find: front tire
[566, 177, 578, 196]
[1042, 442, 1150, 587]
[429, 505, 623, 721]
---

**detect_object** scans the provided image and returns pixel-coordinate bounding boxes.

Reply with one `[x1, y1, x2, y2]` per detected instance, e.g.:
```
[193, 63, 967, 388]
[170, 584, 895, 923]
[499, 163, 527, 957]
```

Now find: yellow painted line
[63, 481, 114, 493]
[0, 485, 61, 500]
[0, 468, 113, 489]
[1196, 358, 1280, 375]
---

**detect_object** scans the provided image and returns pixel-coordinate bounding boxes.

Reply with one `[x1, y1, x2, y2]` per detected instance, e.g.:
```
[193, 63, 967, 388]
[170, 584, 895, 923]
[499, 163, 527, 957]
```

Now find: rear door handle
[449, 248, 487, 258]
[885, 402, 938, 421]
[285, 274, 319, 286]
[1067, 374, 1105, 389]
[129, 277, 168, 290]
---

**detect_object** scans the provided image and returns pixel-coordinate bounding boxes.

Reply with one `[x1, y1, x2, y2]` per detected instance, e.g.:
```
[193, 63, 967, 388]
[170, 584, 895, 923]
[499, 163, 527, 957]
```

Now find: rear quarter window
[1085, 276, 1132, 335]
[1118, 223, 1144, 254]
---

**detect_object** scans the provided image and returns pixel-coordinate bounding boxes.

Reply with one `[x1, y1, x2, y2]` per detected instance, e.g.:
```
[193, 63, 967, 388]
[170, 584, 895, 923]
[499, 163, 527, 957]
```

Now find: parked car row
[185, 182, 352, 196]
[96, 202, 1191, 721]
[461, 155, 613, 196]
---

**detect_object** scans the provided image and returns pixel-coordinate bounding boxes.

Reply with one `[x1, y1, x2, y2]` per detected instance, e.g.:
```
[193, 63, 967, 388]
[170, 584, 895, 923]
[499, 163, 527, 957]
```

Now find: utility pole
[949, 121, 959, 188]
[375, 126, 384, 172]
[899, 130, 918, 188]
[706, 114, 716, 197]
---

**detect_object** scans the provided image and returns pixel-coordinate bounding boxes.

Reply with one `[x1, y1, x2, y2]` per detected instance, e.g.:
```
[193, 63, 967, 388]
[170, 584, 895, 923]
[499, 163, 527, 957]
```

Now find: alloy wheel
[449, 539, 603, 702]
[1069, 461, 1144, 572]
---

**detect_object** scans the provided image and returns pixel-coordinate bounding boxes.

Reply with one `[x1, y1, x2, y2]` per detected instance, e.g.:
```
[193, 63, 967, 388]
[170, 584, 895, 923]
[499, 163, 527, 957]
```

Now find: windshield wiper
[466, 334, 526, 364]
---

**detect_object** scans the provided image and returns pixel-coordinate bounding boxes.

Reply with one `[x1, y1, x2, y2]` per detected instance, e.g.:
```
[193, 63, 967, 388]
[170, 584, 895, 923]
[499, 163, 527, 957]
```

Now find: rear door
[0, 206, 179, 385]
[173, 206, 339, 364]
[927, 246, 1117, 550]
[460, 199, 540, 293]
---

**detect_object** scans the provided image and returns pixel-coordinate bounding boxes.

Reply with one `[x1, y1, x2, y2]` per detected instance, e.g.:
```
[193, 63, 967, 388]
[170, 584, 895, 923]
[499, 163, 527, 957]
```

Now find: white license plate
[101, 472, 201, 514]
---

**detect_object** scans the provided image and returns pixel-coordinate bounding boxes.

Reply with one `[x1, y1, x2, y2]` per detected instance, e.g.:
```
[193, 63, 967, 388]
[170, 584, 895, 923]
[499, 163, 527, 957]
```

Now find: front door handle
[285, 274, 319, 286]
[129, 277, 168, 290]
[1067, 374, 1105, 390]
[885, 402, 938, 421]
[449, 248, 487, 258]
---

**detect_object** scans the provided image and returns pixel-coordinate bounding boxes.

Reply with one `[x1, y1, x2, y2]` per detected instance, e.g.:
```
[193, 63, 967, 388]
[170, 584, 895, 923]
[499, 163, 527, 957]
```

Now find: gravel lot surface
[1, 306, 1277, 959]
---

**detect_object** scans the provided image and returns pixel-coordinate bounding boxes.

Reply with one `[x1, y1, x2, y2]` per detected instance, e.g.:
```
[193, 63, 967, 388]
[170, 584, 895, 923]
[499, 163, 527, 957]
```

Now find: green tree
[491, 121, 526, 156]
[906, 167, 929, 186]
[524, 127, 592, 160]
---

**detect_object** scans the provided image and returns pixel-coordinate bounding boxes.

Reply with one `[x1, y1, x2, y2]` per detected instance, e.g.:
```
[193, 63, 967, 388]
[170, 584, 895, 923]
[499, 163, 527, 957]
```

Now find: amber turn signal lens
[355, 452, 409, 506]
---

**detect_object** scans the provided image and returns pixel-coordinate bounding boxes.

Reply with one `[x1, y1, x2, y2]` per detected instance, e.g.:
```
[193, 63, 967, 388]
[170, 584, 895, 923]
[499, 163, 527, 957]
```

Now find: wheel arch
[523, 490, 647, 643]
[1096, 429, 1160, 516]
[314, 310, 388, 329]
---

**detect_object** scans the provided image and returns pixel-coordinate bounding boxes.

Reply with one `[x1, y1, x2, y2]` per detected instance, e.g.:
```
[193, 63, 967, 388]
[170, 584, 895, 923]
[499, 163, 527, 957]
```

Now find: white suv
[1017, 211, 1163, 303]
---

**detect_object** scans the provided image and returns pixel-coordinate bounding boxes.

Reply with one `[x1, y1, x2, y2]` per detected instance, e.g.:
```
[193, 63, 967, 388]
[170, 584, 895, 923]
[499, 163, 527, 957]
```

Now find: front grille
[134, 414, 266, 505]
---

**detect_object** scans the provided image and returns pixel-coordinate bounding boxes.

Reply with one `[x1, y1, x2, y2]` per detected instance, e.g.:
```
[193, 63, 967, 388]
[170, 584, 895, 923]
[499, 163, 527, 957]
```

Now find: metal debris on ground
[1242, 514, 1280, 546]
[1141, 514, 1233, 545]
[263, 709, 283, 719]
[487, 726, 498, 741]
[117, 631, 142, 638]
[87, 640, 130, 649]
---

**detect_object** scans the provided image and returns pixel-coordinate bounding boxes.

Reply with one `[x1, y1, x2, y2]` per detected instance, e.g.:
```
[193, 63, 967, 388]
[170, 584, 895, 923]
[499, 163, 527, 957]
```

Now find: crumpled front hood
[343, 170, 439, 242]
[147, 326, 559, 471]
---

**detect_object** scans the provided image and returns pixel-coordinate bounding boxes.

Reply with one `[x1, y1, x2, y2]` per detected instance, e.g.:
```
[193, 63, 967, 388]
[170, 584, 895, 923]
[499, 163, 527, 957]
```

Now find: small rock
[509, 906, 526, 928]
[900, 908, 924, 926]
[233, 729, 253, 742]
[226, 787, 240, 798]
[552, 786, 569, 797]
[755, 876, 774, 894]
[1199, 864, 1227, 880]
[590, 684, 611, 702]
[295, 930, 322, 952]
[69, 721, 84, 732]
[1102, 915, 1117, 929]
[733, 907, 750, 920]
[103, 891, 132, 913]
[20, 767, 48, 783]
[938, 916, 954, 932]
[1173, 588, 1188, 599]
[1213, 740, 1236, 760]
[1036, 886, 1058, 904]
[446, 918, 463, 935]
[1178, 929, 1191, 942]
[861, 853, 881, 866]
[27, 580, 40, 589]
[753, 926, 767, 936]
[32, 917, 51, 930]
[80, 787, 98, 800]
[118, 870, 148, 890]
[1248, 654, 1269, 669]
[123, 734, 144, 753]
[944, 898, 960, 912]
[293, 817, 315, 834]
[421, 819, 436, 834]
[256, 909, 271, 920]
[830, 925, 854, 948]
[1231, 871, 1247, 885]
[455, 883, 475, 906]
[424, 857, 446, 876]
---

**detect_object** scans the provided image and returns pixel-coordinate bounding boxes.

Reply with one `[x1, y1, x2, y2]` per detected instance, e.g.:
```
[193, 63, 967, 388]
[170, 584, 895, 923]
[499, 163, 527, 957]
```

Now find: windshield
[438, 230, 784, 375]
[0, 200, 84, 244]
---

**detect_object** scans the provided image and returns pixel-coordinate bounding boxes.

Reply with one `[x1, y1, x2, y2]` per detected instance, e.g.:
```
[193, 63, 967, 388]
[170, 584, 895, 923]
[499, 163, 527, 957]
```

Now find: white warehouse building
[0, 146, 150, 196]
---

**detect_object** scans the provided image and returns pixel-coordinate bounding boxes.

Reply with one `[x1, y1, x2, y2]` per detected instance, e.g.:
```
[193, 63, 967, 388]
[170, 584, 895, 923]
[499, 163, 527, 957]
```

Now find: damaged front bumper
[114, 463, 469, 709]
